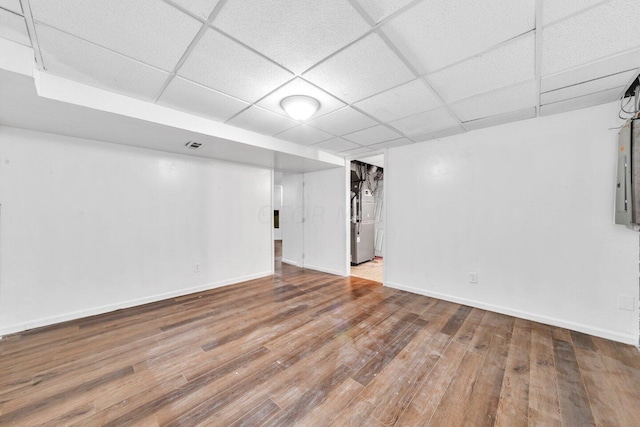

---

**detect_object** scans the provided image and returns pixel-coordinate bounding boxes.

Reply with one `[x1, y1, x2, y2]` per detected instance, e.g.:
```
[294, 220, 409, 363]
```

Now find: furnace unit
[351, 188, 375, 264]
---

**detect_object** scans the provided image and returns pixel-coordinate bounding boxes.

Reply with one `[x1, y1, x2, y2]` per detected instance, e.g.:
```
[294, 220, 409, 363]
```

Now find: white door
[281, 173, 304, 267]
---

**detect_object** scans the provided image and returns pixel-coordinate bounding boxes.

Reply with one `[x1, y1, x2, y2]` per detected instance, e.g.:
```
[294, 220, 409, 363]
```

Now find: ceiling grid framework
[0, 0, 638, 157]
[19, 0, 44, 70]
[151, 0, 226, 104]
[535, 0, 544, 116]
[374, 28, 468, 139]
[0, 8, 28, 46]
[543, 0, 614, 27]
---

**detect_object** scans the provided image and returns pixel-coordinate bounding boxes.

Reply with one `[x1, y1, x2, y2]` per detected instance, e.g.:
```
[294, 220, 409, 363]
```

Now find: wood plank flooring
[1, 262, 639, 426]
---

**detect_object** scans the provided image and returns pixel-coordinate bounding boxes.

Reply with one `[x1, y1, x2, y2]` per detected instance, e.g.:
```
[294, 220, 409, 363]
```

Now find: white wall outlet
[194, 263, 200, 273]
[469, 272, 478, 284]
[617, 294, 634, 311]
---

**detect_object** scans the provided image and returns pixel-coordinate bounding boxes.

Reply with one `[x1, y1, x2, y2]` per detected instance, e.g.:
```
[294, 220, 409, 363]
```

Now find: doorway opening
[349, 155, 384, 283]
[273, 172, 283, 275]
[274, 171, 305, 276]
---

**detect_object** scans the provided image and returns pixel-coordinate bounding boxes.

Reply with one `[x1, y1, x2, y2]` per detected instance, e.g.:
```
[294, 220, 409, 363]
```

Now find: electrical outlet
[469, 272, 478, 284]
[194, 263, 200, 273]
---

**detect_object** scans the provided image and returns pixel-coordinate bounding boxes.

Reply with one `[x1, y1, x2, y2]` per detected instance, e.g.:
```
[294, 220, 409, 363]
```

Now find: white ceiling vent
[185, 140, 202, 149]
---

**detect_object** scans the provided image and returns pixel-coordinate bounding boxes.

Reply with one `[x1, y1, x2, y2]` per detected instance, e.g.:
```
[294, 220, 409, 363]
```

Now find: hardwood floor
[0, 262, 639, 426]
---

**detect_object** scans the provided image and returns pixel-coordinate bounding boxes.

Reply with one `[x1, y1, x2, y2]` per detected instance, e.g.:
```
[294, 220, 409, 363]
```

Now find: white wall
[281, 173, 304, 266]
[0, 126, 273, 335]
[274, 171, 283, 185]
[386, 102, 639, 344]
[303, 168, 349, 276]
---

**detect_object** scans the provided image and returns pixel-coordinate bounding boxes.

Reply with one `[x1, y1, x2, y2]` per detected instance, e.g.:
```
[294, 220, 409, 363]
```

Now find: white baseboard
[303, 263, 348, 277]
[282, 258, 301, 267]
[0, 271, 272, 337]
[386, 281, 636, 345]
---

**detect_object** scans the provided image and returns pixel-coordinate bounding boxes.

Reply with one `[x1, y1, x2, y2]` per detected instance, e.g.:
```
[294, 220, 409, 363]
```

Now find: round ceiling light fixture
[280, 95, 320, 121]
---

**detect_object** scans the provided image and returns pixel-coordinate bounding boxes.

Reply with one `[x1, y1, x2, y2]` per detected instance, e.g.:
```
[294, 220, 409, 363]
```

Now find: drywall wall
[281, 172, 304, 266]
[386, 101, 639, 344]
[303, 167, 349, 276]
[0, 126, 273, 335]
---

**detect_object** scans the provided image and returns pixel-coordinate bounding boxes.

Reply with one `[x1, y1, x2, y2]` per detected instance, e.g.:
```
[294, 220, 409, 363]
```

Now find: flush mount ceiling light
[280, 95, 320, 121]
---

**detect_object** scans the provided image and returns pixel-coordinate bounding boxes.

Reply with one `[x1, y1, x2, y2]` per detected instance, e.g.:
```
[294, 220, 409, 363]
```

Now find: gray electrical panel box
[615, 119, 640, 227]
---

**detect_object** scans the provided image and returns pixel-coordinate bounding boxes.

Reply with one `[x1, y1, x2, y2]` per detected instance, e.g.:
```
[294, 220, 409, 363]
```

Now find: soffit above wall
[0, 67, 343, 173]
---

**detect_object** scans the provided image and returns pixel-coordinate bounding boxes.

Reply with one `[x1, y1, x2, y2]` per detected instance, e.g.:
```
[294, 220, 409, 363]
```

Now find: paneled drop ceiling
[0, 0, 639, 157]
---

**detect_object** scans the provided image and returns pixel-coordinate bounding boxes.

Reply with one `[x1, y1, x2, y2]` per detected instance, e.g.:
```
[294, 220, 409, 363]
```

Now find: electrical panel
[615, 119, 640, 227]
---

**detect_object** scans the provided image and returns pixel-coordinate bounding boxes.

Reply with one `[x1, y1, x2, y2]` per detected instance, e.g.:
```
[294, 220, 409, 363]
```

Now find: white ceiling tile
[36, 25, 170, 101]
[388, 107, 458, 135]
[340, 146, 375, 156]
[463, 107, 536, 131]
[157, 76, 249, 122]
[354, 0, 414, 23]
[353, 79, 442, 122]
[179, 29, 293, 103]
[256, 78, 345, 118]
[171, 0, 221, 20]
[303, 32, 415, 103]
[226, 106, 298, 135]
[383, 0, 535, 74]
[30, 0, 201, 71]
[312, 137, 361, 153]
[367, 137, 414, 149]
[410, 125, 466, 142]
[0, 0, 22, 15]
[542, 0, 604, 25]
[450, 80, 538, 122]
[308, 107, 378, 136]
[343, 125, 401, 146]
[276, 124, 333, 145]
[541, 49, 640, 92]
[0, 8, 29, 46]
[213, 0, 370, 74]
[429, 34, 535, 103]
[542, 0, 640, 76]
[540, 86, 624, 116]
[541, 70, 637, 105]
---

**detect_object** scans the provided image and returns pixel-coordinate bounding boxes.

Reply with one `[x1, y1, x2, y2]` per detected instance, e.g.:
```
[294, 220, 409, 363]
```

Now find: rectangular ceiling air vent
[185, 141, 202, 149]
